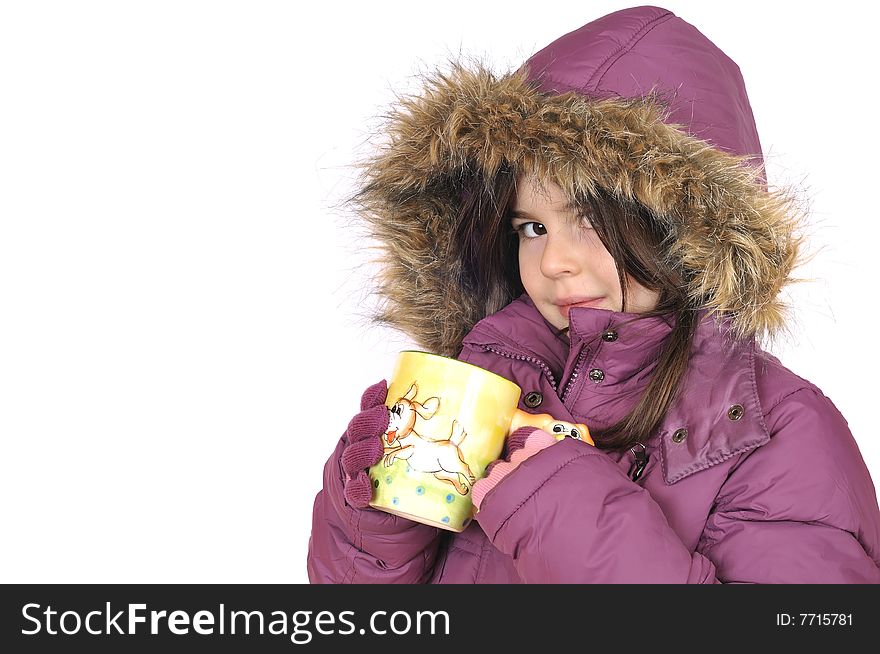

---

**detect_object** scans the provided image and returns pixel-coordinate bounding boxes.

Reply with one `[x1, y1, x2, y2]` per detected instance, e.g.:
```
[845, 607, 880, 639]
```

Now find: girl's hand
[471, 427, 557, 512]
[340, 380, 390, 508]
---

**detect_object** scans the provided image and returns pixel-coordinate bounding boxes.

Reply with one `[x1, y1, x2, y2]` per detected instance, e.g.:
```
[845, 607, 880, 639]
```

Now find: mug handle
[510, 408, 594, 446]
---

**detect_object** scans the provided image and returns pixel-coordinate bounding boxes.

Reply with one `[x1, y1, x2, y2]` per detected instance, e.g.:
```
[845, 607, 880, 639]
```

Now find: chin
[550, 312, 570, 332]
[534, 307, 564, 330]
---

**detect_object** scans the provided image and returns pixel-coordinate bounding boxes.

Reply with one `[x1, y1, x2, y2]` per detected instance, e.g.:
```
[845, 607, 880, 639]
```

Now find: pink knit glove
[471, 426, 557, 512]
[340, 380, 390, 509]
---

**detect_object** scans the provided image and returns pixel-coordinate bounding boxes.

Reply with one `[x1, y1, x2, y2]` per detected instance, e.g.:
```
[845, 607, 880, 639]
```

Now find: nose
[539, 231, 582, 278]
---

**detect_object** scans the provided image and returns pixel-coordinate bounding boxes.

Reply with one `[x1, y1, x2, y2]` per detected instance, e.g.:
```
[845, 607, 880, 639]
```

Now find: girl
[307, 5, 880, 583]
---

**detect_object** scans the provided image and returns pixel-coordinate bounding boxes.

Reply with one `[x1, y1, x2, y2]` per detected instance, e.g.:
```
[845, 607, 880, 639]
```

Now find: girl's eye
[514, 222, 547, 239]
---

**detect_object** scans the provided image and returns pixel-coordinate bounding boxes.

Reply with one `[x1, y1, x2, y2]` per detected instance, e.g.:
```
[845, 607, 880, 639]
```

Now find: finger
[346, 404, 390, 443]
[360, 380, 388, 411]
[341, 436, 384, 476]
[343, 470, 374, 509]
[523, 429, 556, 450]
[505, 426, 540, 458]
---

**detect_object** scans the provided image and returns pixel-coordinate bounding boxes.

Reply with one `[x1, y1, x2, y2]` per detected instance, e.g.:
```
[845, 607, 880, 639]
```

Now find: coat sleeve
[473, 388, 880, 583]
[306, 434, 443, 583]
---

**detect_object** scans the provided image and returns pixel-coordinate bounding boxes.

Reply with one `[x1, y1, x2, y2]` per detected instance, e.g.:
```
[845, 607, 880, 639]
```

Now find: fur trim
[349, 60, 807, 356]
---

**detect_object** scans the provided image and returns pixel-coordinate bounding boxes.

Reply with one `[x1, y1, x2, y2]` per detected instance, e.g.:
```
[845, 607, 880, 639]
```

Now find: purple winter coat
[308, 295, 880, 583]
[307, 6, 880, 583]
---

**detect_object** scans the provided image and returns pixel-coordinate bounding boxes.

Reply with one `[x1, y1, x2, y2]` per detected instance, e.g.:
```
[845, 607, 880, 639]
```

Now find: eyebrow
[509, 209, 536, 222]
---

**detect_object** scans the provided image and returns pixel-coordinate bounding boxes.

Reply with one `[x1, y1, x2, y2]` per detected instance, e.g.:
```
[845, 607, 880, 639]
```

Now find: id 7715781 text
[776, 613, 852, 627]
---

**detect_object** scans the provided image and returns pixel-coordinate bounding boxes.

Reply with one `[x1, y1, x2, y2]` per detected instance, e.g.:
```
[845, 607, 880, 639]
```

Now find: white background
[1, 1, 877, 583]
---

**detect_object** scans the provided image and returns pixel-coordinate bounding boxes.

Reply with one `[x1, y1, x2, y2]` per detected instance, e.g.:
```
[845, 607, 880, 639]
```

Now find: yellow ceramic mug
[367, 351, 592, 532]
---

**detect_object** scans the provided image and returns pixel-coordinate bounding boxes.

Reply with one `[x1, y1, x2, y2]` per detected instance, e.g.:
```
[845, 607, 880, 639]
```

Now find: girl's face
[511, 174, 660, 331]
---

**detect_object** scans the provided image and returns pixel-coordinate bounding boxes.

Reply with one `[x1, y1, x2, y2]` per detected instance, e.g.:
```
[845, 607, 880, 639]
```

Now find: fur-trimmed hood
[350, 5, 807, 357]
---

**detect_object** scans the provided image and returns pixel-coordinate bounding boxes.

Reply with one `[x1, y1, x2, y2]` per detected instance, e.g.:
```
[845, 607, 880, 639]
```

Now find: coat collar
[463, 294, 771, 484]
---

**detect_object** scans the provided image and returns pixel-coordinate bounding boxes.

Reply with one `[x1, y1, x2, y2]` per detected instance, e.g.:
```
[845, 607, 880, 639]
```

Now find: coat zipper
[561, 347, 589, 404]
[481, 345, 558, 391]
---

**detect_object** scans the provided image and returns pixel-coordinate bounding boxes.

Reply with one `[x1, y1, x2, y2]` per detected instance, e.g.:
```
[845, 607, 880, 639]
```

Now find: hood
[351, 5, 807, 357]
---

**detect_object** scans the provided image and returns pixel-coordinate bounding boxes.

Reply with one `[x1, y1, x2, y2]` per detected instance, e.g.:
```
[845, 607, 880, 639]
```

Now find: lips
[555, 296, 605, 320]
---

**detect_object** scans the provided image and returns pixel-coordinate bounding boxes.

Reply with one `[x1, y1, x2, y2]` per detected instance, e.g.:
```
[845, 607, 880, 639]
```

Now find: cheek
[517, 244, 542, 289]
[581, 237, 618, 282]
[625, 277, 661, 311]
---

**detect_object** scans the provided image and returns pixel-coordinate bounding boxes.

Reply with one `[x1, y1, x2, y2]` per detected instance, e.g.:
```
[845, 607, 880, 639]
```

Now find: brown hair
[451, 163, 699, 453]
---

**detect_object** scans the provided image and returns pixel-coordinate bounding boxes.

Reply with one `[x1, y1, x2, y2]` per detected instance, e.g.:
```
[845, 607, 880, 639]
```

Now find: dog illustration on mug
[382, 382, 477, 495]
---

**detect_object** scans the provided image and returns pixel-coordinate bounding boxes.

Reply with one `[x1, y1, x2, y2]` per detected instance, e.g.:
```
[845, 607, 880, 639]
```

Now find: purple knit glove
[340, 380, 390, 509]
[471, 426, 557, 512]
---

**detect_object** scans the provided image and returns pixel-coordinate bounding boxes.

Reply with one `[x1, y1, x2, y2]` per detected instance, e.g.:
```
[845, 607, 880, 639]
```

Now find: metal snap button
[588, 368, 605, 382]
[524, 391, 543, 408]
[602, 330, 618, 342]
[672, 428, 688, 443]
[728, 404, 744, 421]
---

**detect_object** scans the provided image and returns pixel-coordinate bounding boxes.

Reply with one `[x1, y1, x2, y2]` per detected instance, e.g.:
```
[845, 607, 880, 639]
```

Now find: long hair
[451, 163, 699, 453]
